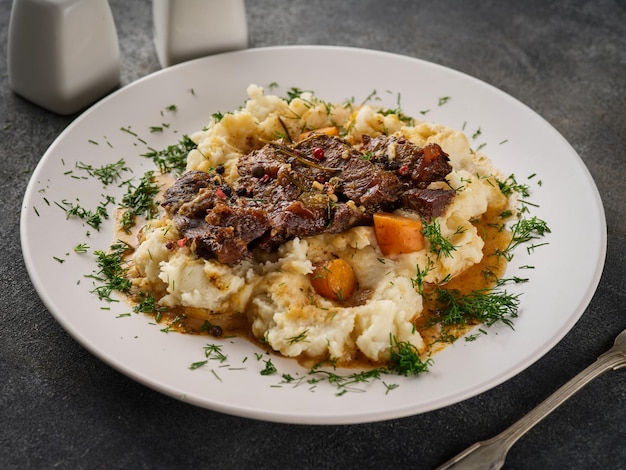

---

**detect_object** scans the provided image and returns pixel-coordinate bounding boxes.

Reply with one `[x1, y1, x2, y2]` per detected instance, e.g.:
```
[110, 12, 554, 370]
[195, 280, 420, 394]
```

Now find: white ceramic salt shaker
[152, 0, 248, 68]
[7, 0, 120, 115]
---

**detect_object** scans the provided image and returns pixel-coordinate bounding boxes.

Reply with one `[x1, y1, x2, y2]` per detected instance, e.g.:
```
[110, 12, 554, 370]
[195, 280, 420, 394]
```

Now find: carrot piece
[373, 212, 425, 255]
[309, 258, 357, 302]
[298, 126, 339, 141]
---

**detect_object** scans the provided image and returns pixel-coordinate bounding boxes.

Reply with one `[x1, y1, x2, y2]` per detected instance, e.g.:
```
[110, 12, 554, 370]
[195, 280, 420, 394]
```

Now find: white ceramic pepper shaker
[152, 0, 248, 68]
[7, 0, 121, 115]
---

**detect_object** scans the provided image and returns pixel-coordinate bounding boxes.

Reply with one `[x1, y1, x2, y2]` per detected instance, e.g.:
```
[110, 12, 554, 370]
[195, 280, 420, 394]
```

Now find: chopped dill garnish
[497, 174, 530, 198]
[308, 367, 383, 395]
[281, 373, 296, 383]
[497, 216, 551, 261]
[88, 241, 132, 301]
[118, 171, 161, 233]
[76, 159, 129, 186]
[120, 126, 138, 137]
[422, 219, 456, 258]
[261, 358, 278, 375]
[74, 243, 89, 254]
[189, 360, 208, 370]
[360, 89, 379, 105]
[386, 334, 432, 376]
[204, 344, 228, 363]
[285, 87, 309, 103]
[142, 135, 196, 175]
[60, 195, 115, 231]
[287, 329, 309, 344]
[383, 382, 399, 394]
[434, 286, 520, 328]
[411, 258, 435, 295]
[133, 291, 168, 318]
[380, 93, 415, 126]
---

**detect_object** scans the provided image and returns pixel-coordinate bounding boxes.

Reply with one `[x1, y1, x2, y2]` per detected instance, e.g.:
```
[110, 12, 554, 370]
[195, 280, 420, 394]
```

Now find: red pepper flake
[312, 147, 325, 160]
[398, 165, 410, 176]
[215, 188, 227, 199]
[177, 238, 187, 248]
[260, 174, 270, 184]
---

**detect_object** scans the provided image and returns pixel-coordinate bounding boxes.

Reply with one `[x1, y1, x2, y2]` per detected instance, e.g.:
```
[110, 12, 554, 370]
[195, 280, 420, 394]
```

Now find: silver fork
[437, 328, 626, 470]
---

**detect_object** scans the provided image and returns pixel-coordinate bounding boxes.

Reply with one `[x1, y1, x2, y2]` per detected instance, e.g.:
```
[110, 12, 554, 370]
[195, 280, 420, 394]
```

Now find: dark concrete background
[1, 0, 625, 468]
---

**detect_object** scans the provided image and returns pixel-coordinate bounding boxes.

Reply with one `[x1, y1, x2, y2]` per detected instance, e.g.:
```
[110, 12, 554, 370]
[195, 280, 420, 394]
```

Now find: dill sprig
[300, 333, 431, 395]
[380, 93, 415, 127]
[76, 159, 129, 186]
[133, 291, 168, 321]
[497, 174, 530, 198]
[142, 135, 196, 175]
[88, 241, 132, 301]
[204, 344, 228, 363]
[434, 286, 520, 328]
[59, 195, 115, 231]
[497, 216, 551, 261]
[386, 334, 432, 376]
[189, 360, 208, 370]
[308, 367, 384, 395]
[411, 257, 435, 295]
[118, 171, 161, 233]
[287, 329, 309, 344]
[261, 359, 278, 375]
[285, 87, 313, 103]
[422, 219, 456, 258]
[74, 243, 90, 254]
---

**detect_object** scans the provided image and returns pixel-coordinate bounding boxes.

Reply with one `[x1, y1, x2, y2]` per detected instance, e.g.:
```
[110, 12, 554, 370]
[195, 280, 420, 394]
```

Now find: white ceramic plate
[21, 46, 606, 424]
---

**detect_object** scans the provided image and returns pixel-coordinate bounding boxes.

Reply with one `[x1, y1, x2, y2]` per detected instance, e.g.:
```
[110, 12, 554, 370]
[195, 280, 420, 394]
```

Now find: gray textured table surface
[2, 0, 625, 468]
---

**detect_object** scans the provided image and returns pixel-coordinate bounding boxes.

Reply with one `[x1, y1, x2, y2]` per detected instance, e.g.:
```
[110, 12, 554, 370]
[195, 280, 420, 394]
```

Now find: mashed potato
[130, 84, 509, 364]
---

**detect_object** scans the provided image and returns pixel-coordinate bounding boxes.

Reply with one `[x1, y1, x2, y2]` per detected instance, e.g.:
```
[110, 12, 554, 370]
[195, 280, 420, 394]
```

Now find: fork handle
[437, 351, 626, 470]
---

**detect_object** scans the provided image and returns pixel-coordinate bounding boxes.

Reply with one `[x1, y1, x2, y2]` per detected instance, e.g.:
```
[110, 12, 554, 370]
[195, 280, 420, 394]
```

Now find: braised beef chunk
[293, 135, 402, 210]
[193, 224, 249, 265]
[161, 170, 216, 215]
[401, 188, 456, 219]
[205, 202, 270, 243]
[360, 135, 452, 188]
[161, 134, 457, 265]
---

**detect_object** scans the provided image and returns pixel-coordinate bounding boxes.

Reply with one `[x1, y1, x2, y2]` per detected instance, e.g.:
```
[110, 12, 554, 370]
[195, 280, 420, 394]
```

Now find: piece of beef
[205, 202, 270, 244]
[192, 224, 249, 265]
[401, 188, 456, 218]
[293, 135, 402, 211]
[326, 202, 371, 233]
[359, 135, 452, 188]
[161, 170, 217, 215]
[236, 146, 334, 251]
[360, 135, 455, 218]
[161, 134, 457, 265]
